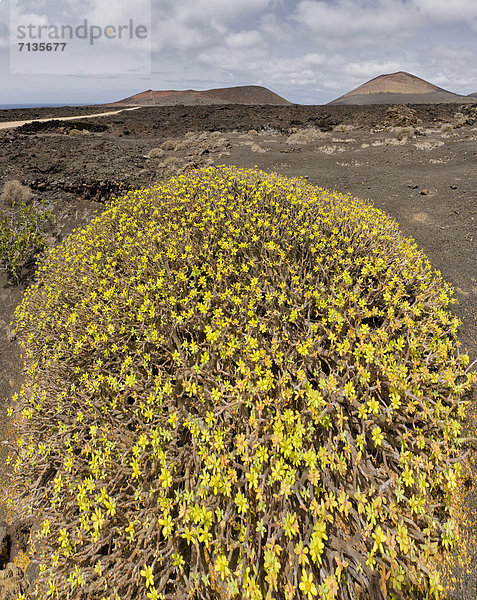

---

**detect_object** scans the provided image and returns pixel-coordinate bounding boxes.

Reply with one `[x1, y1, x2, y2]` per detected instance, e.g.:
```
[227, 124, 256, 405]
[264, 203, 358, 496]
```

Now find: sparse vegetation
[1, 180, 32, 207]
[0, 194, 54, 279]
[333, 124, 354, 133]
[10, 166, 475, 600]
[414, 140, 445, 151]
[440, 124, 454, 134]
[257, 125, 282, 136]
[159, 132, 230, 155]
[68, 128, 91, 136]
[158, 155, 185, 176]
[287, 127, 329, 145]
[331, 138, 356, 144]
[315, 144, 345, 154]
[160, 139, 178, 151]
[395, 126, 415, 141]
[176, 132, 229, 153]
[371, 138, 406, 147]
[146, 147, 166, 159]
[241, 140, 267, 153]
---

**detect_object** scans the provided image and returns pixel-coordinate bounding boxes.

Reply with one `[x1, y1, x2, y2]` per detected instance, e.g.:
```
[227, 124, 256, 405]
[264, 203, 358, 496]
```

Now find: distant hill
[329, 71, 474, 105]
[112, 85, 291, 106]
[467, 92, 477, 98]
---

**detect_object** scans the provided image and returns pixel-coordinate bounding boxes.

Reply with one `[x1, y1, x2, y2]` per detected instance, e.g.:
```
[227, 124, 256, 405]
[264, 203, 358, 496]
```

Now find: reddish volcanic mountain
[112, 85, 291, 106]
[329, 71, 474, 105]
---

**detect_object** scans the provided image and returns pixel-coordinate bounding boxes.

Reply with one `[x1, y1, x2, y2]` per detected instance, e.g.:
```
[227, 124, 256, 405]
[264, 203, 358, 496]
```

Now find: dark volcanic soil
[0, 104, 114, 123]
[0, 102, 476, 598]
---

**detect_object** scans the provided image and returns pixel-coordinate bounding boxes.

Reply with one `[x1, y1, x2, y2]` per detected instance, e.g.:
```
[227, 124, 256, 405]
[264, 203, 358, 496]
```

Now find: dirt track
[0, 101, 476, 598]
[0, 106, 141, 130]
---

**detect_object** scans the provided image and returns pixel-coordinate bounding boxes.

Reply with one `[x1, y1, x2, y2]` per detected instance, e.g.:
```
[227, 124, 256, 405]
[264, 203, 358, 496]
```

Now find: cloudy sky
[1, 0, 477, 106]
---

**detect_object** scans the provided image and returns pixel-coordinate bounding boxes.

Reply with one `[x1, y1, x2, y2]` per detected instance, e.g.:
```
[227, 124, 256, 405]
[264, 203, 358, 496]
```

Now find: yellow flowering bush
[10, 166, 475, 600]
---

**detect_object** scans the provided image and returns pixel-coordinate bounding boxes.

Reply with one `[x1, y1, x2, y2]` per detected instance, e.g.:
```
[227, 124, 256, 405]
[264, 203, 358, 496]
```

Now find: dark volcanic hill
[468, 92, 477, 98]
[329, 71, 474, 105]
[112, 85, 291, 106]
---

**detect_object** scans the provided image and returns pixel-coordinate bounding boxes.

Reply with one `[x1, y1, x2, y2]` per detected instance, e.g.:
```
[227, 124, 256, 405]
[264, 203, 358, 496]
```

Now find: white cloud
[175, 0, 273, 25]
[2, 0, 477, 105]
[259, 12, 291, 42]
[344, 60, 402, 79]
[151, 0, 281, 52]
[12, 10, 49, 27]
[293, 0, 413, 41]
[411, 0, 477, 25]
[0, 31, 8, 50]
[9, 0, 151, 76]
[226, 30, 264, 49]
[294, 0, 477, 39]
[198, 43, 325, 88]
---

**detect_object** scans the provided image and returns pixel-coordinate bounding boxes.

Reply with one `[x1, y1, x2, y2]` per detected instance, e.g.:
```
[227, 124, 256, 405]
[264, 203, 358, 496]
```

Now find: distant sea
[0, 103, 91, 109]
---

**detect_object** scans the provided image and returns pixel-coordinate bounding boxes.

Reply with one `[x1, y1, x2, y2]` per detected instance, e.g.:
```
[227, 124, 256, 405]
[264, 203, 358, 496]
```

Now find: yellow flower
[372, 525, 387, 554]
[284, 511, 299, 539]
[299, 570, 317, 600]
[234, 491, 249, 514]
[214, 554, 231, 580]
[371, 426, 384, 447]
[294, 540, 310, 566]
[140, 564, 155, 589]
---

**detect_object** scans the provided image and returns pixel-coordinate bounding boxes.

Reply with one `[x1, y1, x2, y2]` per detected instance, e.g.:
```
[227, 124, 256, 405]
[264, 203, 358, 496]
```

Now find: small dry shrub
[331, 138, 356, 144]
[414, 140, 445, 151]
[160, 139, 178, 151]
[440, 123, 456, 138]
[11, 167, 475, 600]
[158, 156, 184, 176]
[146, 147, 165, 159]
[287, 127, 328, 145]
[387, 137, 406, 146]
[1, 180, 32, 206]
[68, 128, 90, 136]
[395, 126, 415, 141]
[315, 144, 345, 154]
[372, 138, 406, 147]
[258, 125, 282, 136]
[161, 132, 229, 154]
[159, 155, 182, 167]
[333, 124, 354, 133]
[241, 141, 267, 153]
[177, 132, 229, 153]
